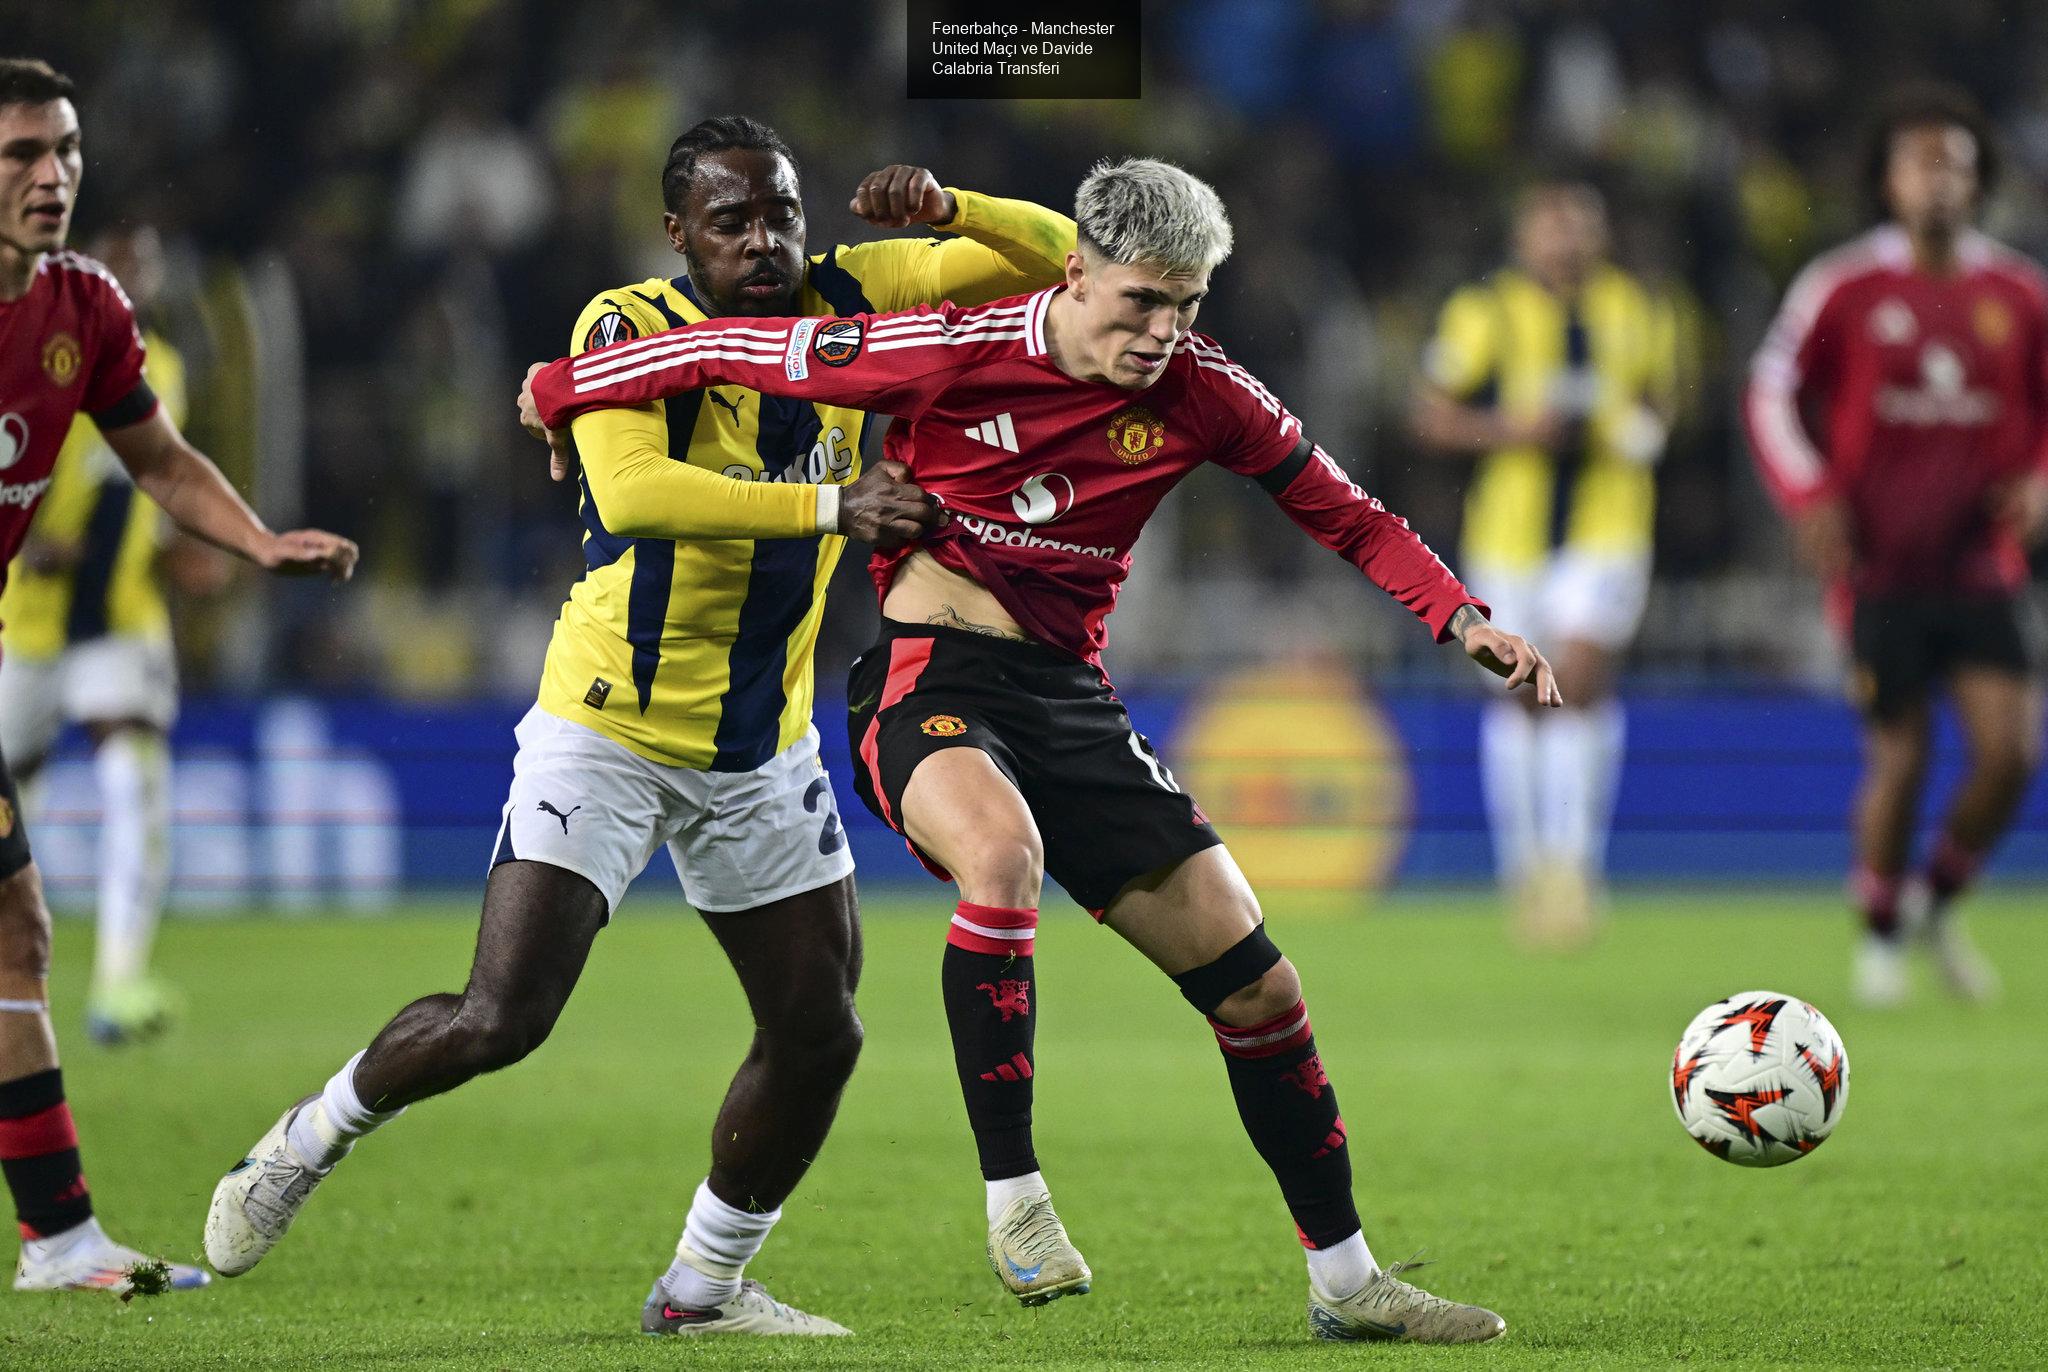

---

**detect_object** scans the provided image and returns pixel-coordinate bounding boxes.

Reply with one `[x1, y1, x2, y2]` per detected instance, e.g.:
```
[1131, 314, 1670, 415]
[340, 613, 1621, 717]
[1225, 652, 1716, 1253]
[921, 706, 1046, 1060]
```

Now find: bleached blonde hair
[1074, 157, 1234, 277]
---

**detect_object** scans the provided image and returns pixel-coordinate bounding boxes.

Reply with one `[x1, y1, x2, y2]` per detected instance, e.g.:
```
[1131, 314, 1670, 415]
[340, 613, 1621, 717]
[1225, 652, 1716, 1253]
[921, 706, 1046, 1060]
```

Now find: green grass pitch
[4, 887, 2044, 1370]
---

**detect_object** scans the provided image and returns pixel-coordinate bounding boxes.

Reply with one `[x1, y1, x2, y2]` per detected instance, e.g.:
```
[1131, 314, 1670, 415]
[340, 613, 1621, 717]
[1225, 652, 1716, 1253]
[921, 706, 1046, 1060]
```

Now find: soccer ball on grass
[1671, 991, 1849, 1166]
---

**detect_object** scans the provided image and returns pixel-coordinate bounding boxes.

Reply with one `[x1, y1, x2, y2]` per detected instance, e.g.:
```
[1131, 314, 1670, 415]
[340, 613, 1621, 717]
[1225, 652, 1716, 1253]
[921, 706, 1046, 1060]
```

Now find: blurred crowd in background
[13, 0, 2048, 697]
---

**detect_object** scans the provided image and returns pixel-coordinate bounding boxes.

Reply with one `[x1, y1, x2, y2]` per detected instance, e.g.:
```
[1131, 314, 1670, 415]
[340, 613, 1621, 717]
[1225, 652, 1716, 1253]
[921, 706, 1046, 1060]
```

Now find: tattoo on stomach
[927, 604, 1030, 642]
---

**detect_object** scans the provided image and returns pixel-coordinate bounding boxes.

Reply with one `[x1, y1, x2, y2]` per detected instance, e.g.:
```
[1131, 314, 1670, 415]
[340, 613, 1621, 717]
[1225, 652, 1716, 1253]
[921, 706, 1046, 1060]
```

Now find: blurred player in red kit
[0, 58, 355, 1294]
[525, 158, 1562, 1344]
[1747, 84, 2048, 1007]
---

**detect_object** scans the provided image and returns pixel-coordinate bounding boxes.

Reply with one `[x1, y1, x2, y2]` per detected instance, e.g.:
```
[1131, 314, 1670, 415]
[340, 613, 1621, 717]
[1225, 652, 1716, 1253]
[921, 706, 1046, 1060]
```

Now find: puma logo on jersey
[706, 390, 742, 423]
[964, 412, 1020, 452]
[537, 801, 582, 834]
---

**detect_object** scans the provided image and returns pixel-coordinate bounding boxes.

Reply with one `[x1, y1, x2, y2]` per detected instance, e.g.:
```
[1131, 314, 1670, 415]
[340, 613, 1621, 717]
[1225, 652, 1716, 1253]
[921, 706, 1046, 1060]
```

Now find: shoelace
[242, 1149, 320, 1234]
[1006, 1199, 1072, 1262]
[1361, 1255, 1456, 1318]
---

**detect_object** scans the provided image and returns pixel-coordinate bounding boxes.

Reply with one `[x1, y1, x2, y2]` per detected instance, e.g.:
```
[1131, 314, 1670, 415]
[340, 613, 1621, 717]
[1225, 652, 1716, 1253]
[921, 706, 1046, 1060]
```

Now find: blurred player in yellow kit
[212, 117, 1075, 1335]
[1414, 182, 1677, 943]
[0, 224, 221, 1044]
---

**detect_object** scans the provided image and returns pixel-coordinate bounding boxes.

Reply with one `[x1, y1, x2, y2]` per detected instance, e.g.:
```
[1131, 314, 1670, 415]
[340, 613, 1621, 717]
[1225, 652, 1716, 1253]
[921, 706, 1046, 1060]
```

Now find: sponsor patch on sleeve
[812, 318, 864, 367]
[581, 310, 637, 353]
[784, 318, 820, 381]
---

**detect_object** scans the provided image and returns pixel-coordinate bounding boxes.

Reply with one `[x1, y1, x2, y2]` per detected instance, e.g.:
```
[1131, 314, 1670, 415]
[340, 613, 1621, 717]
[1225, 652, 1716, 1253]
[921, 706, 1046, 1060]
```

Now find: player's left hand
[850, 166, 956, 229]
[259, 529, 358, 582]
[1460, 614, 1563, 707]
[520, 362, 577, 482]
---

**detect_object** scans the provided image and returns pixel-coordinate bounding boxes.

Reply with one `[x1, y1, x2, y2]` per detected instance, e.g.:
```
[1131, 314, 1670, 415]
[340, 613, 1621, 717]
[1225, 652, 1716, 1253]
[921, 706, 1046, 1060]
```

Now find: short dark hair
[1863, 81, 1999, 221]
[660, 116, 795, 215]
[0, 57, 74, 112]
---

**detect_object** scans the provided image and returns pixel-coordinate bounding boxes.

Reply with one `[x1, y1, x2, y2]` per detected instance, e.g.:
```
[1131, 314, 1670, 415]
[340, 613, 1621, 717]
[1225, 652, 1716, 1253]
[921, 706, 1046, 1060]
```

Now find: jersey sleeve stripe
[571, 347, 790, 395]
[868, 329, 1028, 352]
[569, 323, 794, 376]
[572, 336, 787, 382]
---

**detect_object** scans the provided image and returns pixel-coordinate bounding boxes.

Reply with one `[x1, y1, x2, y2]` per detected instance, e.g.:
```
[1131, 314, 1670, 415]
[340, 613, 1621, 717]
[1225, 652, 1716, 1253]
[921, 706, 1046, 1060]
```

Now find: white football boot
[204, 1098, 336, 1276]
[1925, 917, 2001, 1003]
[14, 1217, 210, 1295]
[1852, 934, 1909, 1009]
[1308, 1260, 1506, 1344]
[640, 1278, 851, 1336]
[987, 1193, 1091, 1306]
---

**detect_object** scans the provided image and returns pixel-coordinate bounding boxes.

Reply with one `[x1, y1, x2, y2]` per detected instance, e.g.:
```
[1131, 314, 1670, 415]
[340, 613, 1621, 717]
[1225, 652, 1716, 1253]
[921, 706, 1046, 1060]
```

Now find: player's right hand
[1793, 497, 1854, 580]
[840, 459, 947, 548]
[519, 362, 577, 482]
[260, 529, 358, 582]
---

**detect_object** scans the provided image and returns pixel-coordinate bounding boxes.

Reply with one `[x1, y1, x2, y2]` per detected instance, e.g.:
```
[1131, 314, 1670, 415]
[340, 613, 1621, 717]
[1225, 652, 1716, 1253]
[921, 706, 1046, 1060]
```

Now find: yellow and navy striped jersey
[1424, 264, 1676, 568]
[538, 188, 1076, 771]
[0, 329, 186, 658]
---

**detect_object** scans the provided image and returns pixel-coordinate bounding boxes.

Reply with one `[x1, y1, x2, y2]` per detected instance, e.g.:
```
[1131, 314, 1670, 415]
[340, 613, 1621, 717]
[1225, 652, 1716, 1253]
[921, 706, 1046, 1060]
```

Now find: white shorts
[1465, 548, 1652, 652]
[0, 634, 179, 764]
[490, 705, 855, 915]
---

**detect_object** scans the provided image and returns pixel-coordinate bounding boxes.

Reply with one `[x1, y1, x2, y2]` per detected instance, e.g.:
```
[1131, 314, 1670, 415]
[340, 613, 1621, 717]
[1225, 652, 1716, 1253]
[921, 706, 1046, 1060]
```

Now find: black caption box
[908, 0, 1141, 100]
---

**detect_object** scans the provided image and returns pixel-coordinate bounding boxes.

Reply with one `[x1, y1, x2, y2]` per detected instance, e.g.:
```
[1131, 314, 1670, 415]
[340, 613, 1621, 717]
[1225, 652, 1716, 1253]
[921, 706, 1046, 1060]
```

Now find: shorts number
[804, 776, 847, 855]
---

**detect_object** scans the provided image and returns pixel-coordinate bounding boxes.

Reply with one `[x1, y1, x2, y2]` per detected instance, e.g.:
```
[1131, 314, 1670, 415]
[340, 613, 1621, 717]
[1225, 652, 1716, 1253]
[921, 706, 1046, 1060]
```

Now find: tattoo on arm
[927, 604, 1031, 642]
[1449, 603, 1486, 644]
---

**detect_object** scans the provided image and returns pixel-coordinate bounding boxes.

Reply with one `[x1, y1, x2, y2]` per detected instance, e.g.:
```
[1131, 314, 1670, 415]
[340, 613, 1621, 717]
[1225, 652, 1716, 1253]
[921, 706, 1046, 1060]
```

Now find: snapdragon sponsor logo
[953, 511, 1118, 558]
[0, 476, 52, 509]
[1876, 342, 1999, 426]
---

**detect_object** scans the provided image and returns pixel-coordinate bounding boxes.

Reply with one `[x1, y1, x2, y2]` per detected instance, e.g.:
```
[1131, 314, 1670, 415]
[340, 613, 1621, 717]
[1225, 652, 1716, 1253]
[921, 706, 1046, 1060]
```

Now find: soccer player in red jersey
[0, 58, 356, 1294]
[1746, 84, 2048, 1008]
[525, 158, 1558, 1344]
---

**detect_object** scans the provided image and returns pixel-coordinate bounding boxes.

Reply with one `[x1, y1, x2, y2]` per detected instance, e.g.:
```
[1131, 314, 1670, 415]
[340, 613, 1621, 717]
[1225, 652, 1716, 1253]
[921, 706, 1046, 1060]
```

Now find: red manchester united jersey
[0, 251, 157, 595]
[532, 287, 1480, 662]
[1746, 225, 2048, 597]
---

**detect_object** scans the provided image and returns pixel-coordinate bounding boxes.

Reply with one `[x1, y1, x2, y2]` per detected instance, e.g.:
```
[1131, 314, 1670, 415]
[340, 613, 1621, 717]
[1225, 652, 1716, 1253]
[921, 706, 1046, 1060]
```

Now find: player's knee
[0, 871, 52, 981]
[1214, 958, 1302, 1027]
[1172, 923, 1299, 1026]
[953, 831, 1044, 908]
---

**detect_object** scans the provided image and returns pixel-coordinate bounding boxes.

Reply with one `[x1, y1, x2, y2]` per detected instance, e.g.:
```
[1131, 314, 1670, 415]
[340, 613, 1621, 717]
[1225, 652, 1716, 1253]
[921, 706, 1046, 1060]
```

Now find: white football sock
[1479, 701, 1540, 883]
[91, 729, 172, 993]
[985, 1170, 1050, 1226]
[1305, 1229, 1377, 1300]
[1536, 702, 1625, 872]
[286, 1050, 403, 1170]
[663, 1179, 780, 1310]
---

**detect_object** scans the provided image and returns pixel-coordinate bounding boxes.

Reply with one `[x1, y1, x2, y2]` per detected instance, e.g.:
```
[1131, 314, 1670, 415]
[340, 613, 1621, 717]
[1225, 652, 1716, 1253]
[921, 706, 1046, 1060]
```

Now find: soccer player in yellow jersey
[1413, 182, 1676, 942]
[0, 225, 211, 1045]
[211, 117, 1075, 1334]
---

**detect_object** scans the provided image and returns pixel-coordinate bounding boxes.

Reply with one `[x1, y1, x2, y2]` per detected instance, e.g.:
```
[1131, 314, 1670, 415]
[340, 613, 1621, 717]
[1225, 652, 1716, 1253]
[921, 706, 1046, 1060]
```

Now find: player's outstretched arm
[1449, 604, 1563, 706]
[847, 166, 1075, 307]
[520, 303, 1006, 434]
[100, 408, 358, 580]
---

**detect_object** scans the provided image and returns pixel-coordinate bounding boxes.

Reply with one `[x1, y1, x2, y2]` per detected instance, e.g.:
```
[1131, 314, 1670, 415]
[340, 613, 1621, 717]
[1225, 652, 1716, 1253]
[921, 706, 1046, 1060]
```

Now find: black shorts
[846, 622, 1221, 913]
[1851, 594, 2039, 720]
[0, 741, 31, 882]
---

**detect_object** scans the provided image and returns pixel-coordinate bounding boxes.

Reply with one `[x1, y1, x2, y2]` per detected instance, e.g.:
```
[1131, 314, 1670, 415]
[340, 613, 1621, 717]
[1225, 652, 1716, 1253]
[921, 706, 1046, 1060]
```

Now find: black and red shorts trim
[846, 622, 1220, 913]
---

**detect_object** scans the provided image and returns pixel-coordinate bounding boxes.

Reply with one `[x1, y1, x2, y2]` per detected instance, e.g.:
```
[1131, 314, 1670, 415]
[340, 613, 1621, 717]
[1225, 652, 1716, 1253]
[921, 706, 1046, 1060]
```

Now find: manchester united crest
[1973, 295, 2014, 348]
[42, 333, 81, 387]
[1106, 406, 1166, 465]
[920, 714, 967, 737]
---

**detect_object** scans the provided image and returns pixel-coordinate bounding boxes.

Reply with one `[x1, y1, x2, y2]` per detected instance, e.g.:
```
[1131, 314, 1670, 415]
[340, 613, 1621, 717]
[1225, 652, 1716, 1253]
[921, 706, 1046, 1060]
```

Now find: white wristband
[815, 484, 841, 535]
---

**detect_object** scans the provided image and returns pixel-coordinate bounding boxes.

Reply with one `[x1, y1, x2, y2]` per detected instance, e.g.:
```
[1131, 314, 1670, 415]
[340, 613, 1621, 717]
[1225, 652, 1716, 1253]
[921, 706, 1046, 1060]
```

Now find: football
[1671, 991, 1850, 1166]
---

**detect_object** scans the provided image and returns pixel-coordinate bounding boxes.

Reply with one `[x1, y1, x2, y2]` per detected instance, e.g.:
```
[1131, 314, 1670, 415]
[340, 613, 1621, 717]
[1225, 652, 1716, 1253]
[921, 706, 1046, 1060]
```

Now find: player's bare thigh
[900, 747, 1043, 909]
[1948, 666, 2045, 773]
[1103, 847, 1301, 1024]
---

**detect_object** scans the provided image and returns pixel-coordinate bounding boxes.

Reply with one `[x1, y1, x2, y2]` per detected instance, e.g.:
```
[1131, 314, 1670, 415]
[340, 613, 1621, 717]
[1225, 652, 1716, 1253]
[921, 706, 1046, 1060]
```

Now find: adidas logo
[965, 412, 1020, 452]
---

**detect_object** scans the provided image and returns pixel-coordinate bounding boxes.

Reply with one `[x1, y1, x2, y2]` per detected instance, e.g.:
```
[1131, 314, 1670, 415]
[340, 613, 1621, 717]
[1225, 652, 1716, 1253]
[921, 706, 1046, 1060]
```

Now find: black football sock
[942, 901, 1038, 1182]
[0, 1069, 93, 1240]
[1210, 1000, 1361, 1250]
